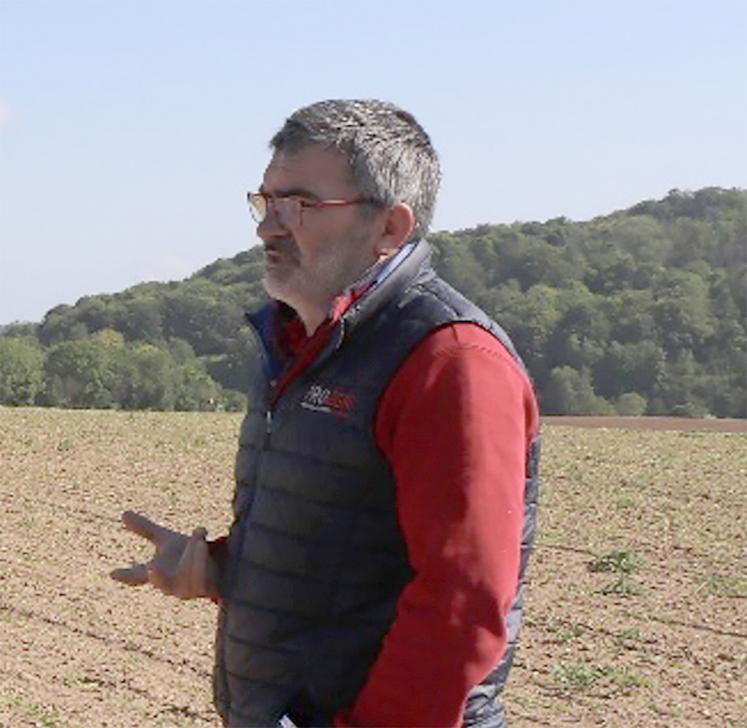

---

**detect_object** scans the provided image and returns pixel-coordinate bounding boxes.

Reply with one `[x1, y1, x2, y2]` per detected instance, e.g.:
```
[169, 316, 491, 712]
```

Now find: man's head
[255, 99, 440, 332]
[270, 99, 441, 241]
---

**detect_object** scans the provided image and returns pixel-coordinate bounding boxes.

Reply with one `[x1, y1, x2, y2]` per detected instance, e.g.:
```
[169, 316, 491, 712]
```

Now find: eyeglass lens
[248, 194, 302, 227]
[248, 194, 267, 223]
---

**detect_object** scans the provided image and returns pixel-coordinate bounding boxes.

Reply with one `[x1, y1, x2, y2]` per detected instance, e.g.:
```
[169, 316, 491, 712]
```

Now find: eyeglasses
[247, 191, 378, 229]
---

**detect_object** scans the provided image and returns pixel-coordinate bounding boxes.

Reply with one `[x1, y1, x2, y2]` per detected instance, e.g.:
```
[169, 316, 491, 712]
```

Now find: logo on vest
[300, 384, 356, 419]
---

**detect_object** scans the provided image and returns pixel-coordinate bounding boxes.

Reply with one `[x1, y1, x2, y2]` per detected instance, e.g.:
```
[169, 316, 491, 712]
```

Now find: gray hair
[270, 99, 441, 240]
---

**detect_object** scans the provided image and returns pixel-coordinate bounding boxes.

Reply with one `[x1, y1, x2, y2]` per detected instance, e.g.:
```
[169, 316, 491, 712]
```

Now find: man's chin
[263, 274, 298, 308]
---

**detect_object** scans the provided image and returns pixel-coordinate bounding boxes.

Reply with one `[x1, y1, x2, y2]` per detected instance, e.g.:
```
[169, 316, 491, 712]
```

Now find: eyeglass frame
[247, 190, 381, 228]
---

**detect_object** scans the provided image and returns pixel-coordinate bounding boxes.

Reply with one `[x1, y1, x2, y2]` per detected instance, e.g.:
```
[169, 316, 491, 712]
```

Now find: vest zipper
[265, 409, 273, 443]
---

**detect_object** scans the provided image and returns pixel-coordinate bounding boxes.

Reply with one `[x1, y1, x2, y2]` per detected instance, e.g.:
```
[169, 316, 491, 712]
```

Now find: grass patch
[57, 437, 75, 452]
[557, 622, 585, 643]
[616, 627, 644, 642]
[589, 549, 641, 574]
[553, 661, 604, 691]
[600, 573, 644, 596]
[614, 493, 636, 510]
[0, 689, 23, 709]
[0, 693, 66, 728]
[545, 618, 586, 643]
[699, 573, 747, 597]
[589, 548, 644, 596]
[553, 661, 645, 694]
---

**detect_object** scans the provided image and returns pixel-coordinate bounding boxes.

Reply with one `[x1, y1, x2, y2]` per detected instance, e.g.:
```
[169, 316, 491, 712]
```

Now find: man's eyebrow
[258, 184, 319, 200]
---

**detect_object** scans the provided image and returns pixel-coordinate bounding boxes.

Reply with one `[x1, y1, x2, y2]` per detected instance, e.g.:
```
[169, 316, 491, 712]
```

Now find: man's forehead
[263, 145, 354, 192]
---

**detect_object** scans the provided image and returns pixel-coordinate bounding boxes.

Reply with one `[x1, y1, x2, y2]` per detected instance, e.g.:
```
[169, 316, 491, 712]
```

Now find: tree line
[1, 187, 745, 417]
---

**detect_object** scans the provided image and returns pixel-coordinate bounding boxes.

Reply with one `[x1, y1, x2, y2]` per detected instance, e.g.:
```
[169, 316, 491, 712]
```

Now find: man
[112, 99, 540, 727]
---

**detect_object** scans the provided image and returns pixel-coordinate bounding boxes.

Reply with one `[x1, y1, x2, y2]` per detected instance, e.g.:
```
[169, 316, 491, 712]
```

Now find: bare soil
[542, 416, 747, 433]
[0, 409, 744, 727]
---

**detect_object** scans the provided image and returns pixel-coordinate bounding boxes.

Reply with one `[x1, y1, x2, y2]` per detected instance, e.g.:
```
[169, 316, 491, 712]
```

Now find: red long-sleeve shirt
[336, 322, 538, 727]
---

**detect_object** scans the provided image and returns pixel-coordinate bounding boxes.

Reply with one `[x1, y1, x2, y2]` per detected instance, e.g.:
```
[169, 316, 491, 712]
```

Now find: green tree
[593, 341, 666, 400]
[204, 328, 257, 392]
[655, 351, 711, 417]
[498, 284, 561, 390]
[6, 185, 745, 417]
[121, 296, 164, 342]
[174, 364, 222, 411]
[431, 234, 488, 302]
[652, 270, 714, 356]
[38, 305, 88, 346]
[110, 344, 177, 410]
[168, 337, 197, 364]
[546, 285, 610, 372]
[606, 290, 657, 344]
[43, 339, 114, 408]
[510, 238, 582, 290]
[543, 366, 613, 416]
[0, 337, 45, 405]
[162, 283, 244, 355]
[614, 392, 648, 416]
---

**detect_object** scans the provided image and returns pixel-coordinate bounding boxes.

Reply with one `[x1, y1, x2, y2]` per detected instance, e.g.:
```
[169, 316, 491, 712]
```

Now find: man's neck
[298, 305, 328, 337]
[295, 256, 395, 336]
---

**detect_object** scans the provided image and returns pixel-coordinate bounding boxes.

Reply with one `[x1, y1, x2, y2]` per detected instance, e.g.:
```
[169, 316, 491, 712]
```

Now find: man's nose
[257, 204, 288, 240]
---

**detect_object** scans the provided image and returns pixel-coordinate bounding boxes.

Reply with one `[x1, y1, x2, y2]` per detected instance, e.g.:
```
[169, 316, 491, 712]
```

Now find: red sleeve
[207, 535, 229, 571]
[335, 322, 539, 727]
[207, 536, 229, 605]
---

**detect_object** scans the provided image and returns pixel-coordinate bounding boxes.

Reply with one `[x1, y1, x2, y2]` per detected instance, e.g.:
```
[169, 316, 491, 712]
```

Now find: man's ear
[374, 203, 416, 258]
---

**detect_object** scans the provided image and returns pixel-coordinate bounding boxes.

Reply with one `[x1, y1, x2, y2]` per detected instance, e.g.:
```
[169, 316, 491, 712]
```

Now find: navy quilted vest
[213, 240, 540, 727]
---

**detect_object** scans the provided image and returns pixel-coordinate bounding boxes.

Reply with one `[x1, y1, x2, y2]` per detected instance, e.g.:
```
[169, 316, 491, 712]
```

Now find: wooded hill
[1, 187, 745, 417]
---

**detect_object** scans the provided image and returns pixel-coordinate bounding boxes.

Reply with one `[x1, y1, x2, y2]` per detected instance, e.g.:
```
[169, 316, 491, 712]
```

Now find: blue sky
[1, 0, 746, 324]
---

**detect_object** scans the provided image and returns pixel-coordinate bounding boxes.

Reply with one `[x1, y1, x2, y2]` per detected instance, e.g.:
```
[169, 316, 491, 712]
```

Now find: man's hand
[110, 511, 219, 600]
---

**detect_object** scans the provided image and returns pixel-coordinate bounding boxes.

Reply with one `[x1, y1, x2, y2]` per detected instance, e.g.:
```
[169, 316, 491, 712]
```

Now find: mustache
[264, 238, 297, 253]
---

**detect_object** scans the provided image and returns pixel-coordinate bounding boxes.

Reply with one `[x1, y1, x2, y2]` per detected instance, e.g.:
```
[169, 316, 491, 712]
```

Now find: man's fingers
[112, 521, 210, 599]
[121, 511, 164, 543]
[110, 564, 148, 586]
[173, 528, 208, 598]
[147, 562, 174, 594]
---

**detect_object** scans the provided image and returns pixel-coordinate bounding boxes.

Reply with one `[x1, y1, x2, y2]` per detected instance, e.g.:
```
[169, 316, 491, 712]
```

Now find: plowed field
[1, 408, 745, 727]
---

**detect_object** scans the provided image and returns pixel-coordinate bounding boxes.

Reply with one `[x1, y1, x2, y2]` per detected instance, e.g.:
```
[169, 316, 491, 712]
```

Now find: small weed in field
[590, 549, 644, 596]
[649, 700, 684, 719]
[589, 549, 641, 574]
[600, 573, 644, 596]
[619, 475, 647, 488]
[62, 673, 85, 688]
[557, 622, 585, 643]
[553, 661, 645, 694]
[57, 437, 75, 452]
[1, 688, 22, 708]
[614, 493, 636, 510]
[553, 661, 604, 691]
[699, 573, 747, 597]
[616, 627, 643, 642]
[178, 432, 208, 448]
[13, 700, 63, 727]
[607, 665, 646, 691]
[537, 529, 569, 545]
[544, 619, 585, 643]
[36, 713, 61, 728]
